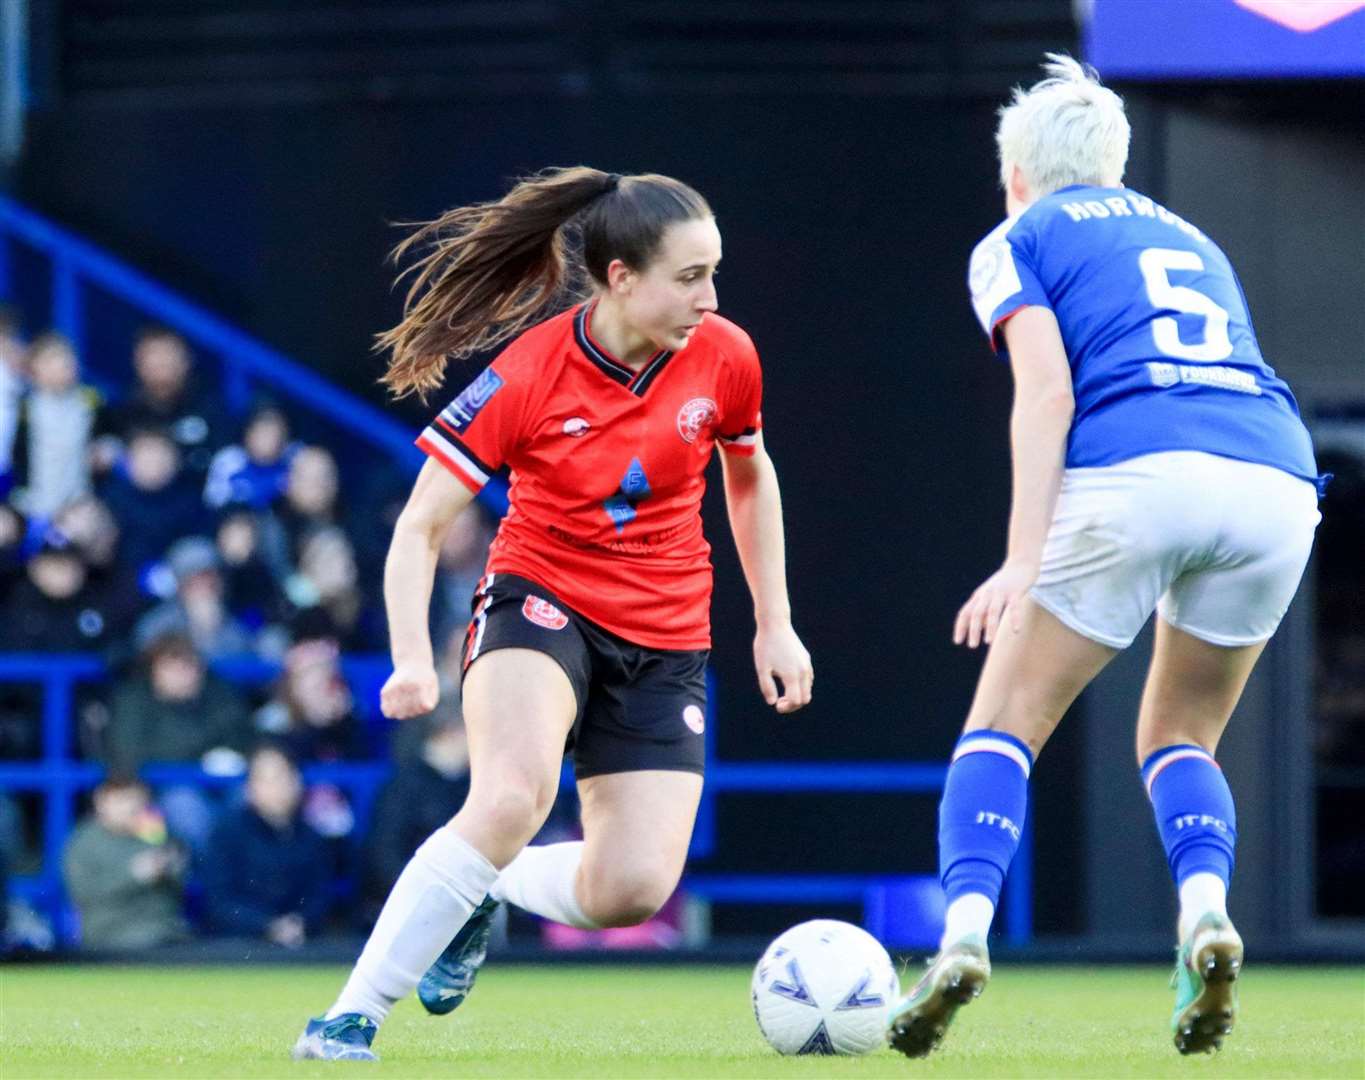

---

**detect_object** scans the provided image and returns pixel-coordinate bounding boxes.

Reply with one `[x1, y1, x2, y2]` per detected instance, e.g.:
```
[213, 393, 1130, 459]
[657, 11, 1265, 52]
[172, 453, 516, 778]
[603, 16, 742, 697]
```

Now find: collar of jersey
[573, 301, 674, 396]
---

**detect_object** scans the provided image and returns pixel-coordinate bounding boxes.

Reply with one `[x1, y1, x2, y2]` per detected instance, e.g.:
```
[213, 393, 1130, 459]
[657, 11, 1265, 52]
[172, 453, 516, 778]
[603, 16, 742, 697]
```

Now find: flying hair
[995, 52, 1130, 197]
[377, 167, 710, 401]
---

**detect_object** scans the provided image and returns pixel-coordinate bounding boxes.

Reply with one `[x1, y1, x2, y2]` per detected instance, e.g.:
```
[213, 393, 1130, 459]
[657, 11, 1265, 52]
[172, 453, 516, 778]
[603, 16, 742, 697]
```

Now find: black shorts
[461, 573, 708, 778]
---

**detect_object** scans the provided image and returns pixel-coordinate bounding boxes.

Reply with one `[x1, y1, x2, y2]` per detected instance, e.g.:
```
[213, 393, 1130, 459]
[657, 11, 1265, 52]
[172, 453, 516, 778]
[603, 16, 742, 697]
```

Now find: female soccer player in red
[295, 168, 813, 1061]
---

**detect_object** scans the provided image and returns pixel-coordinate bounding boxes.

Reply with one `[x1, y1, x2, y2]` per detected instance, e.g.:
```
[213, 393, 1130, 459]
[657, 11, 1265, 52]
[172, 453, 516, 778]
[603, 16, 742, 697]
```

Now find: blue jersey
[967, 185, 1318, 486]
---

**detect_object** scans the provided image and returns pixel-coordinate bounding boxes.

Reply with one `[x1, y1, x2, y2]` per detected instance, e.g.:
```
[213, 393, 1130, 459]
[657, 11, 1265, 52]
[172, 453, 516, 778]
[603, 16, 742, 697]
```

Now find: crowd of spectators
[0, 307, 508, 950]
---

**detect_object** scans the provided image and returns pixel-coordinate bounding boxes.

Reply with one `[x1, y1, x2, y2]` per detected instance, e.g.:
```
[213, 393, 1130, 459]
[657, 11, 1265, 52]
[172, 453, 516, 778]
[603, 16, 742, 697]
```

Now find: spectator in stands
[101, 425, 211, 576]
[215, 507, 287, 640]
[202, 743, 331, 947]
[14, 332, 99, 519]
[134, 536, 255, 661]
[51, 494, 146, 645]
[97, 327, 227, 477]
[364, 715, 470, 922]
[62, 776, 190, 951]
[430, 505, 495, 656]
[0, 306, 25, 500]
[261, 445, 345, 572]
[0, 532, 121, 759]
[107, 629, 252, 772]
[204, 402, 297, 511]
[0, 534, 114, 653]
[106, 629, 252, 850]
[284, 525, 380, 650]
[253, 634, 364, 762]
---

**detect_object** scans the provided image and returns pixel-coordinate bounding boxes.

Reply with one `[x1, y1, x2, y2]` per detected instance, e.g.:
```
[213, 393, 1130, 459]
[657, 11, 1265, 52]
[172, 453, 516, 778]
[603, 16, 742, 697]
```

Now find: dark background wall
[11, 2, 1360, 940]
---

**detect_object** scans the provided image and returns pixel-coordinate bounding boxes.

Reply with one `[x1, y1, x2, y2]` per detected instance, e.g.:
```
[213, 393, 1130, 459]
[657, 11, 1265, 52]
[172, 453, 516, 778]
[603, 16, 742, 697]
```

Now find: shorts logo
[676, 397, 718, 445]
[522, 595, 569, 630]
[562, 417, 590, 438]
[682, 704, 705, 734]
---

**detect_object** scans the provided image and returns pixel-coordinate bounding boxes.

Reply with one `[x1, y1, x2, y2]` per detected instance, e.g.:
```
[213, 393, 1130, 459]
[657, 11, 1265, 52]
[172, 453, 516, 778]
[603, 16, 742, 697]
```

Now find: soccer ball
[751, 919, 899, 1056]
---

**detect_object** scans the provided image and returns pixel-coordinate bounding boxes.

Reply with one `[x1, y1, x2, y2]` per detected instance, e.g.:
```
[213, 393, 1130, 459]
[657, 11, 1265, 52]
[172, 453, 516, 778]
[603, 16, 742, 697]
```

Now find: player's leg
[298, 648, 573, 1055]
[487, 643, 708, 929]
[943, 597, 1117, 945]
[1138, 622, 1261, 1055]
[1139, 459, 1318, 1054]
[1137, 620, 1262, 941]
[575, 768, 702, 926]
[888, 598, 1116, 1058]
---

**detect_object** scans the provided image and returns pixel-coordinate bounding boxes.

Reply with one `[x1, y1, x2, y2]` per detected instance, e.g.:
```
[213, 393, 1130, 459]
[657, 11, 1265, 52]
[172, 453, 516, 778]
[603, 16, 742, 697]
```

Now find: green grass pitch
[2, 964, 1361, 1078]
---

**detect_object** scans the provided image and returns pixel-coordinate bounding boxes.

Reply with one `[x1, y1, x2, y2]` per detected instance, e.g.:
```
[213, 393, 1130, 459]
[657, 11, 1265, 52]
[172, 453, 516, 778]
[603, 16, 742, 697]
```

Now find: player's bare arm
[955, 307, 1073, 649]
[721, 435, 813, 713]
[381, 457, 477, 719]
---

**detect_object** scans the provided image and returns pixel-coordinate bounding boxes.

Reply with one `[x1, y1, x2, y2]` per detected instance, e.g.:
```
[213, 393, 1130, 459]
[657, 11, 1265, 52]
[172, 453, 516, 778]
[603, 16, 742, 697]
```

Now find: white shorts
[1030, 451, 1320, 649]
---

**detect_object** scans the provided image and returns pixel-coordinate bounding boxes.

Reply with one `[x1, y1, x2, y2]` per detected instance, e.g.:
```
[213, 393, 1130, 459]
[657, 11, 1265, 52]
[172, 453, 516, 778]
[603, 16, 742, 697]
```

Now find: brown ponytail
[378, 166, 711, 400]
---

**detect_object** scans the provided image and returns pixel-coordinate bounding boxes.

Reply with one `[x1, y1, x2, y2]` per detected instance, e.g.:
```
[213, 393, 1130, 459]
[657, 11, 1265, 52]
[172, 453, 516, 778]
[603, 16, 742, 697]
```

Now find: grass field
[1, 964, 1361, 1078]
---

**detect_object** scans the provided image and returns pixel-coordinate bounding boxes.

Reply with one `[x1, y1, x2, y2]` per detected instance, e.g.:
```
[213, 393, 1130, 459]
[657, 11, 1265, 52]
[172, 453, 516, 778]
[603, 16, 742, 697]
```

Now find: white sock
[326, 826, 498, 1025]
[940, 893, 995, 949]
[1177, 872, 1228, 942]
[490, 841, 601, 929]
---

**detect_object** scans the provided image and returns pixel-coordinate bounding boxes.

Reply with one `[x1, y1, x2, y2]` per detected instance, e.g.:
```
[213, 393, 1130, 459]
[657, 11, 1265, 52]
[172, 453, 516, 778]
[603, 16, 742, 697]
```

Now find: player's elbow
[1015, 384, 1074, 423]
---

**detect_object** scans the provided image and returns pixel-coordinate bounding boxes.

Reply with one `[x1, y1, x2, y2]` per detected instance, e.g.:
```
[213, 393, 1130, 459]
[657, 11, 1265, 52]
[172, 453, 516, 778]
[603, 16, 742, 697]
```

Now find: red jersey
[416, 302, 763, 650]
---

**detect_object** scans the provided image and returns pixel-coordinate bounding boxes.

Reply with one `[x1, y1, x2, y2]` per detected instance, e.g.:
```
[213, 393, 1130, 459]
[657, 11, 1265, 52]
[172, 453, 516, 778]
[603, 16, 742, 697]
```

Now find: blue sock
[938, 731, 1033, 906]
[1142, 744, 1236, 889]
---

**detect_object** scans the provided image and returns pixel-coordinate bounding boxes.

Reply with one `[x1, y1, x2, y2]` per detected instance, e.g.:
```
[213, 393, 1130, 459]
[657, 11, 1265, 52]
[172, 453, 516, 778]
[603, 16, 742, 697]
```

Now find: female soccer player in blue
[887, 56, 1323, 1059]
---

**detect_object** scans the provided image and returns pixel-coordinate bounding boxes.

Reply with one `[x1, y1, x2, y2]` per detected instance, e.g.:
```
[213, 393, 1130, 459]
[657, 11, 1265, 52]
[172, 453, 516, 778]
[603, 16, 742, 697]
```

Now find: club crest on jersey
[562, 417, 590, 438]
[682, 704, 705, 734]
[443, 367, 505, 433]
[676, 397, 718, 445]
[522, 596, 568, 630]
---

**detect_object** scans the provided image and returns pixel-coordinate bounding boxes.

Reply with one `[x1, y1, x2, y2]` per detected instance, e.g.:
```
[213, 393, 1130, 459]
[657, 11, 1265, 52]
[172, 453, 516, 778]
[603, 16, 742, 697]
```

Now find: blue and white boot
[291, 1013, 378, 1061]
[417, 895, 502, 1016]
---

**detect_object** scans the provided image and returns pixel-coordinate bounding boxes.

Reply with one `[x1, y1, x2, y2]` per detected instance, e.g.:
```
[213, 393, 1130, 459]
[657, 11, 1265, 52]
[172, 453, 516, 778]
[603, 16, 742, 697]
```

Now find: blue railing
[0, 655, 1031, 948]
[0, 195, 508, 513]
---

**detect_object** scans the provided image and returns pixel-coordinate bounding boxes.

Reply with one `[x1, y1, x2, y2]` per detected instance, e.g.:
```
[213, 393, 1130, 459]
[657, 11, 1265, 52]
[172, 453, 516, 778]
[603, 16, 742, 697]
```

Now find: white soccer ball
[751, 919, 899, 1056]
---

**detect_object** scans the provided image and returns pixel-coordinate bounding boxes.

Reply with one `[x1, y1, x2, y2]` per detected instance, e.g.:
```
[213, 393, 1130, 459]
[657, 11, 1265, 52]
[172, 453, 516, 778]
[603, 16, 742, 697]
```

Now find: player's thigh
[964, 595, 1118, 754]
[462, 648, 576, 788]
[577, 769, 702, 901]
[1135, 619, 1266, 762]
[1157, 461, 1319, 648]
[459, 573, 591, 795]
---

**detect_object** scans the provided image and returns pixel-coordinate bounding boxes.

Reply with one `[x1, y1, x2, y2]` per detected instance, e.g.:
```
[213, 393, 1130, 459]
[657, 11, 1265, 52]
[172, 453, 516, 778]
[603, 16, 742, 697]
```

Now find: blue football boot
[291, 1013, 378, 1061]
[417, 895, 501, 1015]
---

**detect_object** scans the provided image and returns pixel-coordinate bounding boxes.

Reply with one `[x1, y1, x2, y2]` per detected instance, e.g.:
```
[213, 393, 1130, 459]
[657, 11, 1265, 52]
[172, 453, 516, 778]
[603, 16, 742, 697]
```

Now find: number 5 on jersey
[1138, 248, 1233, 364]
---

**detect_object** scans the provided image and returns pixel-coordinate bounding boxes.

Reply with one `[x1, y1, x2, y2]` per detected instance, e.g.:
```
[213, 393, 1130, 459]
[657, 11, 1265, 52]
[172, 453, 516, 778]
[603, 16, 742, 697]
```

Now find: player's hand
[754, 620, 813, 714]
[954, 560, 1037, 648]
[381, 662, 440, 719]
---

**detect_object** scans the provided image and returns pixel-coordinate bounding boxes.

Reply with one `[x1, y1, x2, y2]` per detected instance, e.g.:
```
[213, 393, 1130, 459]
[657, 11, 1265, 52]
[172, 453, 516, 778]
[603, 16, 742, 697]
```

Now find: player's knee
[581, 866, 676, 927]
[465, 776, 555, 843]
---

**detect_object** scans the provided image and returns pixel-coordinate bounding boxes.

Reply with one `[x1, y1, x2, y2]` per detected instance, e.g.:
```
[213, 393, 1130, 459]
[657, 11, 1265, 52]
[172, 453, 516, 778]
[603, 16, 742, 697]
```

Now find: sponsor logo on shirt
[676, 397, 718, 445]
[682, 704, 706, 734]
[443, 368, 505, 433]
[522, 595, 569, 631]
[562, 417, 590, 437]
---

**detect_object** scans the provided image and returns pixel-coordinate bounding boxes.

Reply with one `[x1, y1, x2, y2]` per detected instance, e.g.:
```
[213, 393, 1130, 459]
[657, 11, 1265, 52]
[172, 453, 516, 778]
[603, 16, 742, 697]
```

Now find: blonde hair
[996, 53, 1130, 196]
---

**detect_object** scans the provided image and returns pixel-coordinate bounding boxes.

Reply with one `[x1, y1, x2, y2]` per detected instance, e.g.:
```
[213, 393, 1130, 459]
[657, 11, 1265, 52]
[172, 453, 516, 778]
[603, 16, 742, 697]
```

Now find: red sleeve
[716, 332, 763, 457]
[415, 357, 526, 493]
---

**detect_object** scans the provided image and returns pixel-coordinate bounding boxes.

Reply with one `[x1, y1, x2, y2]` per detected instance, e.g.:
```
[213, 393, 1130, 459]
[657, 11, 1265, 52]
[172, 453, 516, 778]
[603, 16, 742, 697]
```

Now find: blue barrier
[0, 653, 1033, 947]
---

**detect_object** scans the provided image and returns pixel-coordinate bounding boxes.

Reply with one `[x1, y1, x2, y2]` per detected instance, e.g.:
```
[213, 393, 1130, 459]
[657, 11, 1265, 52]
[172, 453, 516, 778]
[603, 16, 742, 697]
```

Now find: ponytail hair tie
[602, 173, 622, 195]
